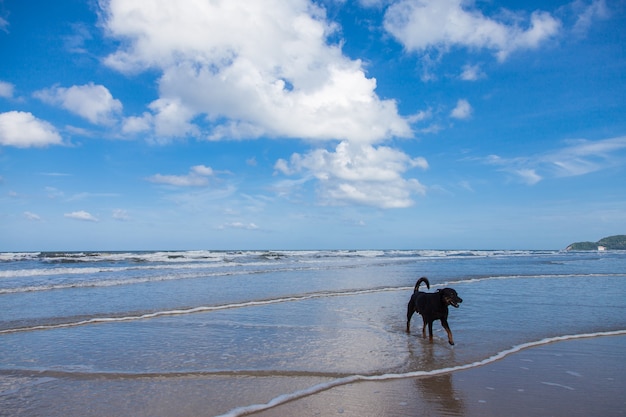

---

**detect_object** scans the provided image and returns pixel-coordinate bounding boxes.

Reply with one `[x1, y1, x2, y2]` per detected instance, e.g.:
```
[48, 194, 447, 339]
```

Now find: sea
[1, 249, 625, 416]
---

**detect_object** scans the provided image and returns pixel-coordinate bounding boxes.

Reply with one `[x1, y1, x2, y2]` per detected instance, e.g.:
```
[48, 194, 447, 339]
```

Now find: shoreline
[244, 334, 626, 417]
[2, 334, 625, 417]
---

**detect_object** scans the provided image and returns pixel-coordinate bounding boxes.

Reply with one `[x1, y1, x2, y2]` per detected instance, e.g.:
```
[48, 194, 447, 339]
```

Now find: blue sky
[1, 0, 625, 251]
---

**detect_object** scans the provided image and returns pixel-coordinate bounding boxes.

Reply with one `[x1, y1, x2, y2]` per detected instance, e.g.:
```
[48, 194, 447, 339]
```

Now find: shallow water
[1, 250, 625, 416]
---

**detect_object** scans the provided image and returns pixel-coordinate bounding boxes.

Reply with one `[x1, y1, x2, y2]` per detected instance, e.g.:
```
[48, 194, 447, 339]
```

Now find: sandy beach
[5, 334, 623, 417]
[250, 335, 626, 417]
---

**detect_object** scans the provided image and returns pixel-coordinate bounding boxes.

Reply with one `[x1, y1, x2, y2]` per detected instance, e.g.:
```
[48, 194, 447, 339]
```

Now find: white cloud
[459, 180, 474, 192]
[191, 165, 214, 176]
[546, 136, 626, 177]
[148, 97, 199, 139]
[64, 211, 99, 222]
[571, 0, 609, 35]
[34, 82, 122, 125]
[23, 211, 42, 221]
[100, 0, 411, 143]
[515, 169, 543, 185]
[147, 165, 214, 187]
[484, 136, 626, 184]
[450, 99, 472, 119]
[0, 81, 14, 98]
[45, 186, 65, 199]
[406, 109, 432, 123]
[67, 192, 119, 201]
[112, 209, 130, 221]
[384, 0, 561, 61]
[63, 22, 93, 54]
[276, 141, 428, 208]
[122, 113, 153, 134]
[274, 159, 293, 176]
[41, 172, 70, 177]
[357, 0, 386, 8]
[219, 222, 260, 230]
[0, 111, 63, 148]
[460, 64, 485, 81]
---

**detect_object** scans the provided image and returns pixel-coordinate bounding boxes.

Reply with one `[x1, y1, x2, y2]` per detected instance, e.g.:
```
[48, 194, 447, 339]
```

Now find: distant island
[566, 235, 626, 251]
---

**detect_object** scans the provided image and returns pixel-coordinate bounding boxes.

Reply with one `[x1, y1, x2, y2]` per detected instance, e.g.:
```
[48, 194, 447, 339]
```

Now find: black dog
[406, 277, 463, 345]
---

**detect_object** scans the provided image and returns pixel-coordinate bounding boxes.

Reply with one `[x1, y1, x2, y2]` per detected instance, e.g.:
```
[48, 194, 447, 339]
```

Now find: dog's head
[440, 288, 463, 308]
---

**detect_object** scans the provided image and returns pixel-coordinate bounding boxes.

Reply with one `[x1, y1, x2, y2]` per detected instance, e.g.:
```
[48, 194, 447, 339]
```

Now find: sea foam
[215, 330, 626, 417]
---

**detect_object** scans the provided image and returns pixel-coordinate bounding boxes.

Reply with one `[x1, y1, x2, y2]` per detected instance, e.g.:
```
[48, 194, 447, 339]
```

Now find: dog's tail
[414, 277, 430, 292]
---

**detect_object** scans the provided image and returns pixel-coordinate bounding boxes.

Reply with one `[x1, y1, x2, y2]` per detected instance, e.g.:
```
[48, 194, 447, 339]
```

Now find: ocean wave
[0, 259, 259, 280]
[0, 262, 372, 293]
[4, 329, 623, 389]
[0, 252, 434, 282]
[0, 252, 42, 262]
[3, 269, 623, 304]
[4, 270, 622, 331]
[0, 266, 116, 279]
[0, 249, 562, 265]
[0, 265, 337, 294]
[0, 249, 566, 277]
[36, 251, 228, 264]
[215, 330, 626, 417]
[0, 287, 404, 334]
[0, 251, 235, 264]
[445, 272, 626, 286]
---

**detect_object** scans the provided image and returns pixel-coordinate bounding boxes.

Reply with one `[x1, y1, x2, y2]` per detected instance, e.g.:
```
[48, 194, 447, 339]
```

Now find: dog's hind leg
[406, 300, 416, 333]
[441, 318, 454, 345]
[421, 316, 430, 340]
[428, 321, 435, 341]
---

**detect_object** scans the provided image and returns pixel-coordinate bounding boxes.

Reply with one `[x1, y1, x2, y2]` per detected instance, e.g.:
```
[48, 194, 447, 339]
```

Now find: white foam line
[0, 287, 401, 334]
[398, 273, 626, 294]
[441, 273, 626, 287]
[0, 262, 235, 279]
[0, 263, 381, 293]
[214, 330, 626, 417]
[0, 266, 330, 294]
[541, 381, 575, 390]
[0, 271, 230, 294]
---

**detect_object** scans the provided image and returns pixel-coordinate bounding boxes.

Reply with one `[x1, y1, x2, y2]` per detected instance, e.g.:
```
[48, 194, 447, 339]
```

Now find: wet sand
[251, 335, 626, 417]
[2, 335, 625, 416]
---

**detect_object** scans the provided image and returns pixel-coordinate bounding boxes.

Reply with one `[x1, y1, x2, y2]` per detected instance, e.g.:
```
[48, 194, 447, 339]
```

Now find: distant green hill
[566, 235, 626, 250]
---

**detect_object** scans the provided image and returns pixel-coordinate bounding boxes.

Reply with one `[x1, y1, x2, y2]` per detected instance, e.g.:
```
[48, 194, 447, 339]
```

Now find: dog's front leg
[441, 318, 454, 345]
